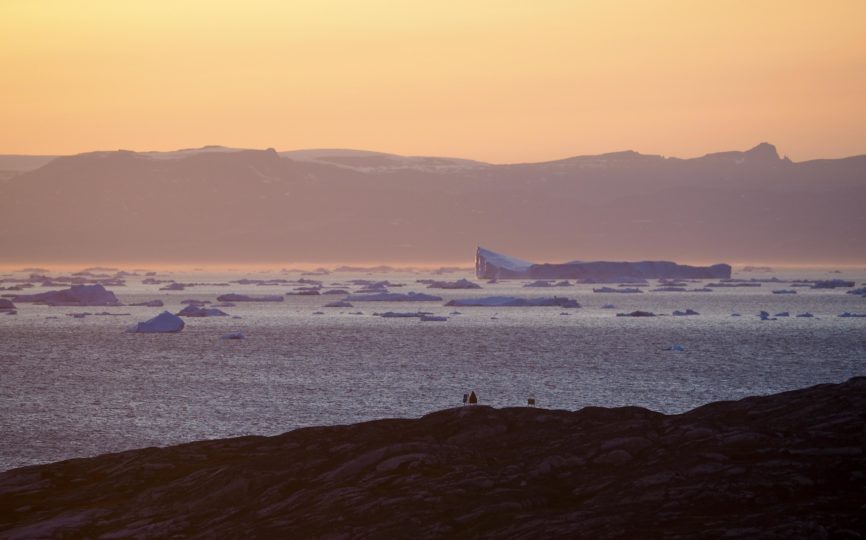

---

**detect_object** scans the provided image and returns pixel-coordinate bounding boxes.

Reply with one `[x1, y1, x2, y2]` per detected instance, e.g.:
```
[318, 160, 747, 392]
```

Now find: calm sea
[2, 268, 865, 471]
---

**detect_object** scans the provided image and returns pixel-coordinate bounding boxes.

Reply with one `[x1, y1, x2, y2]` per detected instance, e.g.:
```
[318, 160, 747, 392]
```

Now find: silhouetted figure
[527, 398, 536, 406]
[462, 393, 468, 405]
[468, 391, 478, 405]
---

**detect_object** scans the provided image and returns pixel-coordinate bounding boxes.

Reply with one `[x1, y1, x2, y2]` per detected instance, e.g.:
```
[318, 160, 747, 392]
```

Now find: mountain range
[1, 143, 864, 265]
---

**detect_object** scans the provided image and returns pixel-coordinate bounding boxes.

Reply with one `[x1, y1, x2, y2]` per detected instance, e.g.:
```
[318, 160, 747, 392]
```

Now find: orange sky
[1, 1, 864, 162]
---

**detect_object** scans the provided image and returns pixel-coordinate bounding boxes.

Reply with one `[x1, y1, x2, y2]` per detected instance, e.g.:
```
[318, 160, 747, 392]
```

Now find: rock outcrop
[1, 378, 865, 538]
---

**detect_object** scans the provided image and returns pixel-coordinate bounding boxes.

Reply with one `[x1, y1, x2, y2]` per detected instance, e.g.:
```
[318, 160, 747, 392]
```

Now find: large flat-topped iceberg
[13, 284, 121, 306]
[475, 247, 731, 280]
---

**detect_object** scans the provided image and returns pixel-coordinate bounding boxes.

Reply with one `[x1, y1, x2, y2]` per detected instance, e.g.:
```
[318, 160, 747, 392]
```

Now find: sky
[1, 0, 865, 163]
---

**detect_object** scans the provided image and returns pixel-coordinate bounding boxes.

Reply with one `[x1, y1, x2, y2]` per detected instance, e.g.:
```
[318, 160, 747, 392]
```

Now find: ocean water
[1, 268, 865, 471]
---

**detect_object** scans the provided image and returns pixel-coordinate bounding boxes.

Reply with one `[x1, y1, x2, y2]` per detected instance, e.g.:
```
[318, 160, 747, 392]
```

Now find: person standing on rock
[468, 391, 478, 405]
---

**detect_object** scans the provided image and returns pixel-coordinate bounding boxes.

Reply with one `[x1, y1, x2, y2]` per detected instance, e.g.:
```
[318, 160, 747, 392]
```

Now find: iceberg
[176, 305, 229, 317]
[811, 279, 854, 289]
[422, 278, 482, 290]
[445, 296, 580, 308]
[216, 294, 284, 302]
[343, 292, 442, 302]
[324, 301, 353, 308]
[475, 246, 731, 280]
[129, 299, 164, 307]
[13, 284, 121, 306]
[593, 287, 642, 293]
[127, 311, 185, 333]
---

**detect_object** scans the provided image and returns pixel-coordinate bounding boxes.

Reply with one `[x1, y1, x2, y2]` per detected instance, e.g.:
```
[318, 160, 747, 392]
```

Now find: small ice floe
[220, 332, 245, 340]
[177, 305, 228, 317]
[216, 294, 284, 302]
[160, 283, 186, 291]
[775, 312, 790, 317]
[601, 304, 616, 309]
[324, 301, 353, 308]
[424, 278, 482, 289]
[593, 287, 642, 294]
[839, 312, 866, 318]
[772, 289, 797, 294]
[180, 299, 210, 305]
[446, 296, 579, 308]
[375, 311, 426, 318]
[322, 289, 350, 295]
[672, 309, 699, 316]
[731, 313, 742, 317]
[560, 312, 571, 316]
[759, 311, 777, 321]
[667, 344, 685, 352]
[129, 299, 164, 307]
[127, 311, 185, 333]
[449, 311, 462, 315]
[420, 315, 448, 322]
[345, 292, 442, 302]
[616, 310, 656, 317]
[312, 311, 325, 315]
[796, 313, 814, 318]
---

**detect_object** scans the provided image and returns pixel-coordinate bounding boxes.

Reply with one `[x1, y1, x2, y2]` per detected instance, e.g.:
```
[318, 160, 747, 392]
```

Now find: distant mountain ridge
[0, 143, 864, 265]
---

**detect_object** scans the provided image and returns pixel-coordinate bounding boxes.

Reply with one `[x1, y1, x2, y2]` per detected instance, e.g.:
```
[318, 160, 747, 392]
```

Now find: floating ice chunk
[672, 309, 699, 316]
[420, 315, 448, 322]
[220, 332, 245, 340]
[616, 310, 656, 317]
[176, 305, 229, 317]
[667, 344, 685, 351]
[838, 312, 866, 317]
[216, 294, 284, 302]
[774, 312, 789, 317]
[772, 289, 797, 294]
[593, 287, 642, 294]
[446, 296, 579, 308]
[423, 278, 482, 289]
[375, 311, 427, 318]
[13, 284, 121, 306]
[344, 292, 442, 302]
[795, 313, 814, 318]
[127, 311, 185, 333]
[129, 299, 164, 307]
[324, 301, 353, 308]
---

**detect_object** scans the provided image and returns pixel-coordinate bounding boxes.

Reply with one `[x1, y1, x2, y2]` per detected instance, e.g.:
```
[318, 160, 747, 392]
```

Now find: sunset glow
[2, 0, 865, 161]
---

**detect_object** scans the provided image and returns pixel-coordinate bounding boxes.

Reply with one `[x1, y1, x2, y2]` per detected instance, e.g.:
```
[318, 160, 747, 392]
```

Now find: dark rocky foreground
[2, 379, 865, 539]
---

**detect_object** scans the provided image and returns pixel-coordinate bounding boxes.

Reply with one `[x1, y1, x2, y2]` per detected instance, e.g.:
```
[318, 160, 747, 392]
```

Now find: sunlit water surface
[2, 268, 865, 470]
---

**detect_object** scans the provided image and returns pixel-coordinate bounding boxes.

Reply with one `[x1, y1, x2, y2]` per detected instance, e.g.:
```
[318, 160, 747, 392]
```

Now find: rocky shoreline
[2, 378, 865, 539]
